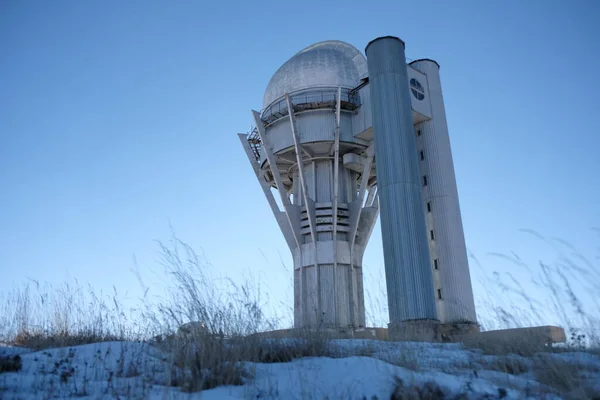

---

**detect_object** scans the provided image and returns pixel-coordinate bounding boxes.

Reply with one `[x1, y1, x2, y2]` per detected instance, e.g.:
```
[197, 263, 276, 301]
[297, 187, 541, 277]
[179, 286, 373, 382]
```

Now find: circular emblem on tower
[410, 78, 425, 101]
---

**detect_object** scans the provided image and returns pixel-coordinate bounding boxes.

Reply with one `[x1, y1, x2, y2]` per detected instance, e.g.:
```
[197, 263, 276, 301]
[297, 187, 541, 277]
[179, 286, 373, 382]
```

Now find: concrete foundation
[248, 327, 388, 341]
[455, 325, 566, 354]
[247, 325, 566, 350]
[439, 322, 481, 342]
[388, 319, 440, 342]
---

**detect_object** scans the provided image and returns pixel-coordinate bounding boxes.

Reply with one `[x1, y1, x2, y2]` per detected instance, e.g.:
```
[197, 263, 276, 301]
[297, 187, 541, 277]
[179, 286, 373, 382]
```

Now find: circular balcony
[261, 87, 361, 127]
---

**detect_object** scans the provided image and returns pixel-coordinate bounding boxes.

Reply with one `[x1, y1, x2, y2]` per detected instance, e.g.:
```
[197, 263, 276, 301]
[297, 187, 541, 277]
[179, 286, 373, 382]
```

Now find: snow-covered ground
[1, 339, 599, 399]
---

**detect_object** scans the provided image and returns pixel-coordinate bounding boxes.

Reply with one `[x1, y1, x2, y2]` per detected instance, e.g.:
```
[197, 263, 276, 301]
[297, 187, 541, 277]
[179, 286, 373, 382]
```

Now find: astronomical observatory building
[238, 36, 477, 340]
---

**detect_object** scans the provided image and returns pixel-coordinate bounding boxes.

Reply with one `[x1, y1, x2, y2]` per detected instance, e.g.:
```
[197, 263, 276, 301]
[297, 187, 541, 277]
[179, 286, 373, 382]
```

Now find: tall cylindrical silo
[410, 59, 478, 327]
[365, 37, 439, 340]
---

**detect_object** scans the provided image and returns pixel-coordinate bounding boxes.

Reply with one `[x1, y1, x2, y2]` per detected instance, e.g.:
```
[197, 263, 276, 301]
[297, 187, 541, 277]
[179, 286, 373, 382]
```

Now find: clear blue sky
[1, 1, 599, 327]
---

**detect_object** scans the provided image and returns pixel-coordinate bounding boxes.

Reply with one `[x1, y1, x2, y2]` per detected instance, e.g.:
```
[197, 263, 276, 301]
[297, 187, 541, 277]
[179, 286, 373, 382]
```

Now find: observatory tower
[238, 37, 477, 338]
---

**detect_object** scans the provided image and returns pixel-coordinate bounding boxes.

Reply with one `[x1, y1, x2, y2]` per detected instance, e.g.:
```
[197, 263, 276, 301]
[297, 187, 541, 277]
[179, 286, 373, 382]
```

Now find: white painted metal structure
[410, 59, 477, 324]
[239, 39, 477, 329]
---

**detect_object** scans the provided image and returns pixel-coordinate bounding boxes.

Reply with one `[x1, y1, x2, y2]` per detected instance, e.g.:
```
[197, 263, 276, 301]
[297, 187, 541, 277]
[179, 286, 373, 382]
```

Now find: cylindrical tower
[239, 41, 379, 329]
[409, 59, 477, 326]
[365, 37, 439, 339]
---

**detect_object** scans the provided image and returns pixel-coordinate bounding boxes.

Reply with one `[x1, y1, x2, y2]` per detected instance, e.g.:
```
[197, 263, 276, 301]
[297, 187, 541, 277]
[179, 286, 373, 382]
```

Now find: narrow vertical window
[427, 202, 432, 212]
[434, 259, 439, 270]
[430, 230, 435, 241]
[420, 150, 424, 160]
[423, 176, 428, 186]
[437, 289, 443, 300]
[417, 129, 422, 136]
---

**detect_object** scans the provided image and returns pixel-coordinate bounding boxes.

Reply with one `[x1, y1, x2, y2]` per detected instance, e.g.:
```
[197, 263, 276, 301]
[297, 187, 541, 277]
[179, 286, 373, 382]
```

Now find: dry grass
[0, 355, 22, 373]
[12, 329, 126, 351]
[1, 231, 599, 397]
[0, 279, 141, 349]
[372, 346, 420, 371]
[482, 355, 529, 375]
[390, 377, 447, 400]
[140, 237, 340, 392]
[461, 333, 552, 357]
[471, 231, 600, 347]
[531, 353, 600, 399]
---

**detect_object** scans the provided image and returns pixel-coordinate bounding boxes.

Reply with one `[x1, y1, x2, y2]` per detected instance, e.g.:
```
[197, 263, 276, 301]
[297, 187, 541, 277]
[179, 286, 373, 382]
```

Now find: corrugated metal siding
[265, 119, 294, 155]
[412, 60, 477, 324]
[319, 264, 335, 325]
[315, 160, 332, 202]
[294, 269, 301, 327]
[315, 160, 332, 241]
[296, 111, 336, 143]
[336, 264, 352, 326]
[355, 267, 365, 326]
[266, 111, 354, 155]
[303, 265, 319, 327]
[339, 114, 355, 144]
[352, 86, 372, 136]
[366, 37, 438, 323]
[315, 263, 362, 327]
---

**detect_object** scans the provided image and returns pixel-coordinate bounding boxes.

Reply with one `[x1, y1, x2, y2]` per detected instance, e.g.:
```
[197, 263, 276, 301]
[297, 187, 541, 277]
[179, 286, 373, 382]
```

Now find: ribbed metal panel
[339, 114, 357, 143]
[294, 269, 301, 327]
[319, 264, 335, 325]
[315, 160, 332, 241]
[303, 265, 319, 326]
[314, 160, 332, 202]
[265, 119, 295, 156]
[355, 266, 365, 326]
[316, 263, 360, 327]
[296, 111, 336, 143]
[268, 111, 355, 154]
[411, 60, 477, 324]
[365, 37, 438, 323]
[352, 86, 372, 135]
[337, 264, 352, 326]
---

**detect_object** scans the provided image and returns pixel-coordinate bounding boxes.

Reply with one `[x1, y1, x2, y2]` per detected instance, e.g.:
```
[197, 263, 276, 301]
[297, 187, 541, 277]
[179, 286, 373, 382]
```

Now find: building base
[247, 327, 388, 341]
[244, 324, 565, 350]
[387, 319, 440, 342]
[439, 321, 480, 342]
[453, 325, 566, 354]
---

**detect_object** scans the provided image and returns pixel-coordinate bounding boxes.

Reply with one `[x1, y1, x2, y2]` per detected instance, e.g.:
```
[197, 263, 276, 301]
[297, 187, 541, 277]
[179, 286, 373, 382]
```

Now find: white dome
[262, 40, 368, 109]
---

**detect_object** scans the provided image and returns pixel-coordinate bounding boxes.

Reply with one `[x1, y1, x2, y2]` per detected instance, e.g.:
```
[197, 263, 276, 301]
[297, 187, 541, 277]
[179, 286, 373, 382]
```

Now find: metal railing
[248, 87, 362, 162]
[261, 87, 361, 125]
[247, 125, 261, 162]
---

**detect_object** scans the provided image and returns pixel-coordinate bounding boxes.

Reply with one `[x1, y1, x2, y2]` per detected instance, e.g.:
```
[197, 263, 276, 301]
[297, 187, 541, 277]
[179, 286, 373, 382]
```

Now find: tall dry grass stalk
[0, 279, 143, 349]
[469, 229, 599, 349]
[1, 231, 598, 395]
[136, 236, 329, 391]
[140, 236, 281, 339]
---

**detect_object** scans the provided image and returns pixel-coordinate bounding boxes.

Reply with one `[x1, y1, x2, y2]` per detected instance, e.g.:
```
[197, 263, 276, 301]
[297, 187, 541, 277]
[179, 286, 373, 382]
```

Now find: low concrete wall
[246, 325, 566, 350]
[247, 327, 388, 341]
[456, 325, 566, 354]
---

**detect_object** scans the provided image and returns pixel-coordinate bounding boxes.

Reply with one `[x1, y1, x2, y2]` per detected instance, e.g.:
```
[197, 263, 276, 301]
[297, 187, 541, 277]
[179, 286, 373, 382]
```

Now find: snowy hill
[2, 339, 599, 399]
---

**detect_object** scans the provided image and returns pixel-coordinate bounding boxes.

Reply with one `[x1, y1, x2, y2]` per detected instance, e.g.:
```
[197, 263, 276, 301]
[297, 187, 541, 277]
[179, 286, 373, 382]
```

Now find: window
[423, 176, 428, 186]
[433, 259, 439, 270]
[430, 230, 435, 241]
[437, 289, 443, 300]
[420, 150, 424, 160]
[410, 78, 425, 101]
[427, 202, 431, 212]
[417, 129, 422, 136]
